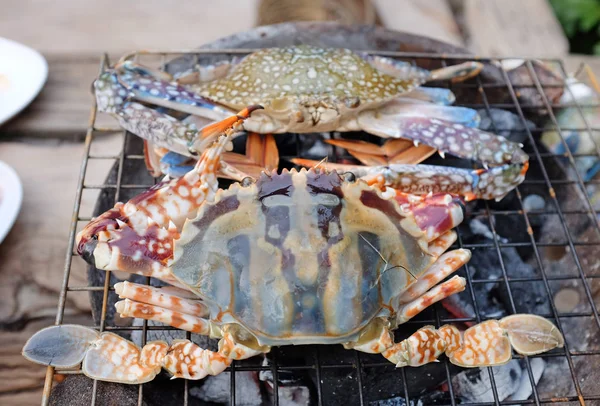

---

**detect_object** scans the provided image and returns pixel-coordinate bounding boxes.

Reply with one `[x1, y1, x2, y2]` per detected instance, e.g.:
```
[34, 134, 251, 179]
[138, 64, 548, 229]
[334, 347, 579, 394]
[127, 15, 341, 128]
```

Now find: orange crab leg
[397, 249, 471, 305]
[115, 281, 208, 317]
[325, 138, 436, 166]
[396, 275, 467, 323]
[115, 299, 210, 335]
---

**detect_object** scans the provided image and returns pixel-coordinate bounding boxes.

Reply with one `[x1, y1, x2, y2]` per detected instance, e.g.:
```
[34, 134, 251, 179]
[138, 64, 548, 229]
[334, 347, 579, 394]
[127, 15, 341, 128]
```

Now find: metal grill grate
[41, 49, 600, 406]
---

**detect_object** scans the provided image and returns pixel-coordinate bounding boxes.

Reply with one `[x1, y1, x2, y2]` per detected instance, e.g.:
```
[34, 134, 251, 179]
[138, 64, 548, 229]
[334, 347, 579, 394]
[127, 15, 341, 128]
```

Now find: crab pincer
[76, 106, 263, 285]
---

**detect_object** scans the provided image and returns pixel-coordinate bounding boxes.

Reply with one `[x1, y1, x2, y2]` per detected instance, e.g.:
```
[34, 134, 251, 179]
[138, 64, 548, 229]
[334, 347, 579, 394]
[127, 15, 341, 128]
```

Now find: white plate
[0, 37, 48, 126]
[0, 160, 23, 244]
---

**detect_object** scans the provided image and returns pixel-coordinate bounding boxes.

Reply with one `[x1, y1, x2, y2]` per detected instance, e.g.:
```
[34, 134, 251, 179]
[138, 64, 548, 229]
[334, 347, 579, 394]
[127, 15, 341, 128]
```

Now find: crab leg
[76, 108, 261, 281]
[397, 275, 467, 323]
[95, 68, 233, 158]
[361, 54, 483, 83]
[383, 315, 564, 367]
[116, 299, 210, 335]
[115, 281, 208, 317]
[403, 87, 456, 105]
[22, 325, 232, 383]
[397, 249, 471, 306]
[366, 99, 482, 128]
[348, 314, 564, 368]
[293, 159, 527, 201]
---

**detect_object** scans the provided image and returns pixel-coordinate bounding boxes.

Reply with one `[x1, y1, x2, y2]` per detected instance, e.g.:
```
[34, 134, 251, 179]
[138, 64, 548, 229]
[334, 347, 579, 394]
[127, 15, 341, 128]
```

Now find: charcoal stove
[41, 23, 600, 406]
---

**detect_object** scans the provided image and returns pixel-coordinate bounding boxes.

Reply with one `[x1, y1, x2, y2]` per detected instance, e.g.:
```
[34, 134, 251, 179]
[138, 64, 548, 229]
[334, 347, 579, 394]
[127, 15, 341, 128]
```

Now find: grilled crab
[23, 110, 563, 384]
[95, 45, 528, 201]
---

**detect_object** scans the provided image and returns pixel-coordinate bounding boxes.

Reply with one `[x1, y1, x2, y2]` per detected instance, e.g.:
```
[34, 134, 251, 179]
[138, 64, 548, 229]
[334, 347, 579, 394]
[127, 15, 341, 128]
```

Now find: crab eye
[342, 172, 356, 182]
[241, 177, 256, 187]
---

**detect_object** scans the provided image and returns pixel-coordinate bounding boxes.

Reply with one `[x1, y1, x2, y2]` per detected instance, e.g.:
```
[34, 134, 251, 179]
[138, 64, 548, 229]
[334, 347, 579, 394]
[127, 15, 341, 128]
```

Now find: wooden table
[0, 0, 588, 404]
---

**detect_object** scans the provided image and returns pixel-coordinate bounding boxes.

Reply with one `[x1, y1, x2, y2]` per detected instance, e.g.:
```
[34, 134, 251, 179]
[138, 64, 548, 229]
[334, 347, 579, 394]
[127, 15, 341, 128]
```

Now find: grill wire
[40, 49, 600, 406]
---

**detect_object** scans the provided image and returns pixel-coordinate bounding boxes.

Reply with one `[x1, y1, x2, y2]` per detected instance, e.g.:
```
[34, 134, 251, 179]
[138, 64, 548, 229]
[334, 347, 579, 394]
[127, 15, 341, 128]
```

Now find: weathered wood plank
[0, 315, 92, 406]
[373, 0, 464, 46]
[0, 136, 123, 324]
[0, 137, 121, 405]
[460, 0, 569, 57]
[0, 0, 258, 55]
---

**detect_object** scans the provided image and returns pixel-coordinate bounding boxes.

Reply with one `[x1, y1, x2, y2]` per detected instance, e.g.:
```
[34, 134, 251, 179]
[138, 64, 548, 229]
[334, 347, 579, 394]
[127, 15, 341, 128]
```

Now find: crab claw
[76, 108, 261, 282]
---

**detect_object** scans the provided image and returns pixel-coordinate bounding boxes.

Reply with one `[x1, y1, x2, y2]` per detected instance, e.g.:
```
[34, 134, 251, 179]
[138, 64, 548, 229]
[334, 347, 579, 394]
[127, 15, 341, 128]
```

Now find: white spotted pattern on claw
[193, 46, 422, 108]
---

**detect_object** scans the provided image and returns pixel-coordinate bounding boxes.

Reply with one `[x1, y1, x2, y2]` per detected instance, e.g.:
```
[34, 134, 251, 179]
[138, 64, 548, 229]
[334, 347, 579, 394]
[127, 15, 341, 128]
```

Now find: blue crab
[94, 45, 528, 201]
[23, 111, 562, 384]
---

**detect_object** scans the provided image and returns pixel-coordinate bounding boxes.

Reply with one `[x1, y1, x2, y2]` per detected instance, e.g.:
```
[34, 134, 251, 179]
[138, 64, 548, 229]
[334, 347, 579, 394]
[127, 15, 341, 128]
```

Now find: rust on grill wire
[40, 50, 600, 406]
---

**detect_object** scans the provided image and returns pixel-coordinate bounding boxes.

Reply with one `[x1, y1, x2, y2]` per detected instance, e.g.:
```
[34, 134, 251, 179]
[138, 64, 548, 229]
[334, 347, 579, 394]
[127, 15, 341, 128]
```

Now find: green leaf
[579, 5, 600, 31]
[550, 0, 600, 34]
[593, 41, 600, 55]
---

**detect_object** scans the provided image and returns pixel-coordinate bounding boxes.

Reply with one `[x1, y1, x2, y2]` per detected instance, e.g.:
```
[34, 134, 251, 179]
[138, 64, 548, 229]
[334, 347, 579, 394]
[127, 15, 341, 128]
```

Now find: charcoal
[49, 374, 189, 406]
[508, 358, 545, 401]
[452, 360, 522, 402]
[189, 372, 263, 405]
[260, 353, 315, 406]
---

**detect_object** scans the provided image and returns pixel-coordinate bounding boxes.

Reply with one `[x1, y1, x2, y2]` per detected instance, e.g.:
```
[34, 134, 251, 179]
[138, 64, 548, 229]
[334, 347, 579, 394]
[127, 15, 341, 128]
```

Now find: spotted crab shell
[191, 45, 426, 111]
[171, 169, 437, 346]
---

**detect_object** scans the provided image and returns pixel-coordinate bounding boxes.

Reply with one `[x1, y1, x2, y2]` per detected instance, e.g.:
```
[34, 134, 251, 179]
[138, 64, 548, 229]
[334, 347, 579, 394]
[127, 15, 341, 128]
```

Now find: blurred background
[1, 0, 599, 404]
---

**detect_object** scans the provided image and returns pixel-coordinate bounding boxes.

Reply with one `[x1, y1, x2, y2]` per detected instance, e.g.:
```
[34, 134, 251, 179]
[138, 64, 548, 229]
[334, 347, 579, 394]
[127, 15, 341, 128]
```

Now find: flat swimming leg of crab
[348, 314, 564, 368]
[22, 325, 232, 383]
[76, 109, 260, 278]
